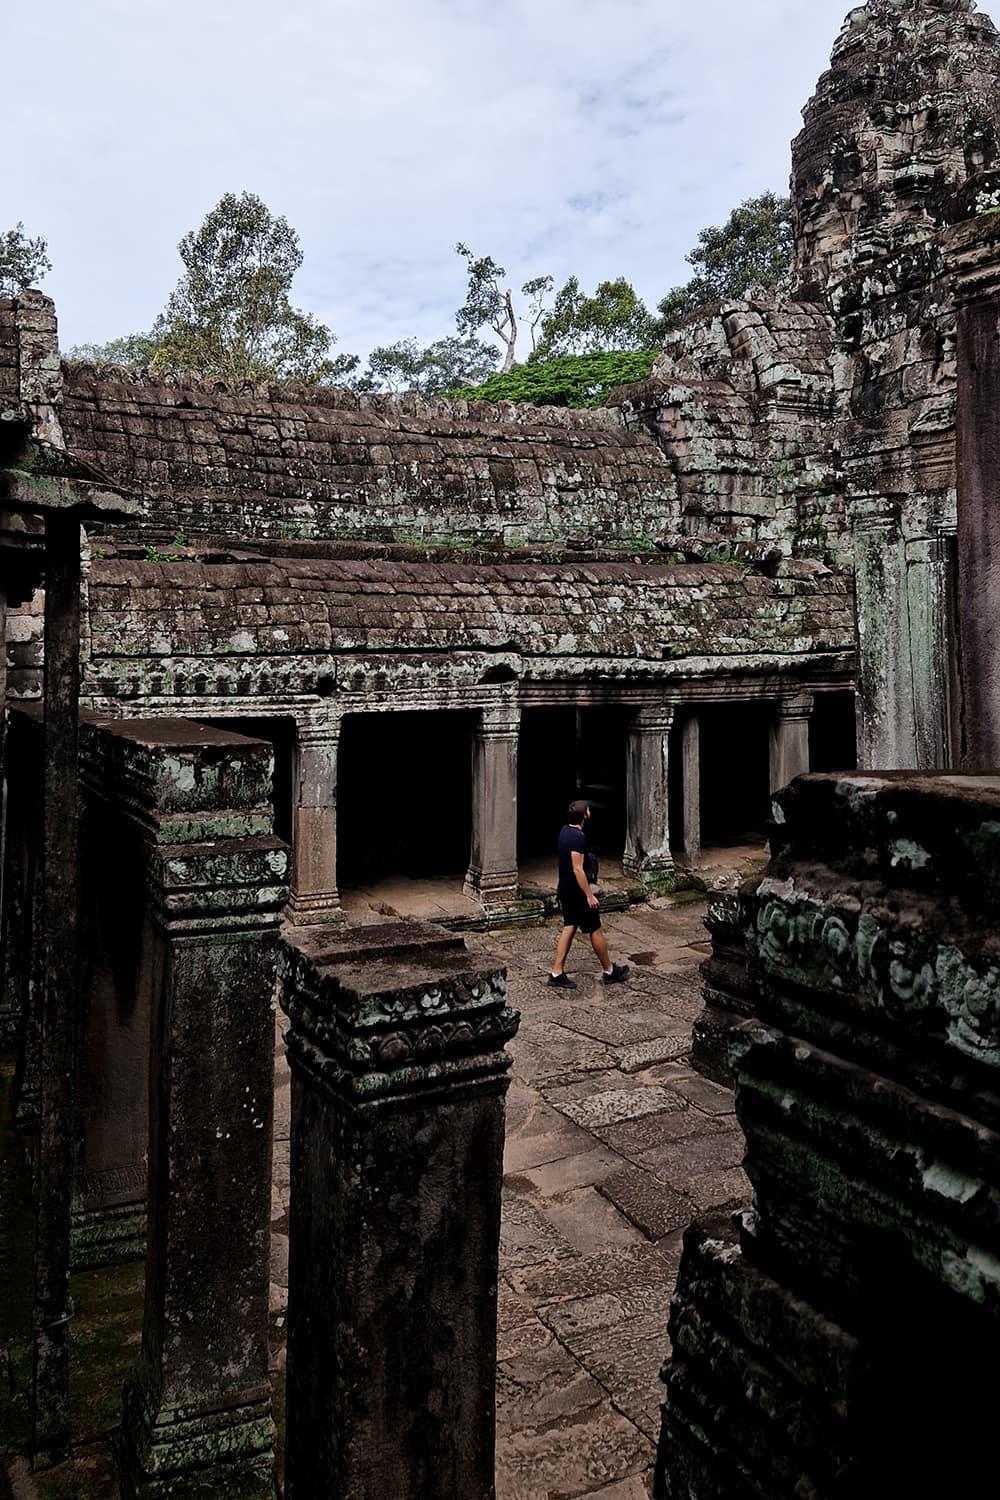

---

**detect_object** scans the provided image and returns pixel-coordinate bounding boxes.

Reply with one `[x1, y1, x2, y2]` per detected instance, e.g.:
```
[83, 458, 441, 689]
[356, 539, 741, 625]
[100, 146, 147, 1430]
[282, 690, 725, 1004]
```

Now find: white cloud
[4, 0, 853, 362]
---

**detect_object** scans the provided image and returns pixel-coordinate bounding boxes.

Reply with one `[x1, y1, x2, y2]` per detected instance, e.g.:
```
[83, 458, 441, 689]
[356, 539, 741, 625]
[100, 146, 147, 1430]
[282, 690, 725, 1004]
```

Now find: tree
[655, 191, 793, 336]
[454, 349, 657, 409]
[357, 335, 498, 395]
[0, 223, 52, 297]
[151, 191, 352, 383]
[532, 276, 657, 360]
[66, 331, 163, 367]
[454, 243, 553, 373]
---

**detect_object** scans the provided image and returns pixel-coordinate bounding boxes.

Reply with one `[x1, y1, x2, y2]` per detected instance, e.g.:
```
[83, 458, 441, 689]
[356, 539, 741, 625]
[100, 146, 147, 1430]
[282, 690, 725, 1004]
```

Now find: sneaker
[602, 963, 630, 985]
[547, 972, 577, 989]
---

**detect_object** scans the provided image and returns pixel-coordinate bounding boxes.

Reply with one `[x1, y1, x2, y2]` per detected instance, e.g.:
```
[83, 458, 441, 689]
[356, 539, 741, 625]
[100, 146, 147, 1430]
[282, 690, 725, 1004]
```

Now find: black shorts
[558, 886, 601, 934]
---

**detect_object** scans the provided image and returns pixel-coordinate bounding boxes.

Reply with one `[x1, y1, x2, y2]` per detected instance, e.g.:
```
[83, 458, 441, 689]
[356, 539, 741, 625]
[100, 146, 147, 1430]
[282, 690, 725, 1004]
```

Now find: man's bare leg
[590, 928, 612, 972]
[552, 925, 577, 976]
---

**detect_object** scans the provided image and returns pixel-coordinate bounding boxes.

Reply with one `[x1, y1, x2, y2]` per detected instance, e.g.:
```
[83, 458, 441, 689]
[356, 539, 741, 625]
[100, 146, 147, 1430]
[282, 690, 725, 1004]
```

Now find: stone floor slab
[615, 1036, 692, 1073]
[542, 1186, 647, 1257]
[598, 1167, 695, 1240]
[509, 1241, 679, 1306]
[501, 1192, 580, 1269]
[556, 1086, 689, 1131]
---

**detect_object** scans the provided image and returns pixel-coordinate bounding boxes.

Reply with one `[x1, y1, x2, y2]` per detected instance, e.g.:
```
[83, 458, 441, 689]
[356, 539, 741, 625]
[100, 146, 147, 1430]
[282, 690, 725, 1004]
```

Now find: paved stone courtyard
[272, 894, 749, 1500]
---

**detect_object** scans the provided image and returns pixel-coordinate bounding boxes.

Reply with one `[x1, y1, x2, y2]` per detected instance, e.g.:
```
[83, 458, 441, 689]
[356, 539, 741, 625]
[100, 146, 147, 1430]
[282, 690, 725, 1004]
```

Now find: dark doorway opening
[337, 710, 475, 887]
[197, 716, 295, 844]
[517, 706, 630, 868]
[809, 691, 858, 774]
[697, 702, 772, 845]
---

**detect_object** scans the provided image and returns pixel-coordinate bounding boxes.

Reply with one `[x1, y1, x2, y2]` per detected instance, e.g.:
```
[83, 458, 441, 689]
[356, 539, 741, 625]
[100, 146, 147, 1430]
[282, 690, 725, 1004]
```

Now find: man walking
[548, 799, 629, 989]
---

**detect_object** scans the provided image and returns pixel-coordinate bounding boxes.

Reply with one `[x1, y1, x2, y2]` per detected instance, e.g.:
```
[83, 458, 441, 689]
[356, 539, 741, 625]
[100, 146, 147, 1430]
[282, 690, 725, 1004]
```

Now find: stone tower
[805, 0, 1000, 769]
[793, 0, 1000, 286]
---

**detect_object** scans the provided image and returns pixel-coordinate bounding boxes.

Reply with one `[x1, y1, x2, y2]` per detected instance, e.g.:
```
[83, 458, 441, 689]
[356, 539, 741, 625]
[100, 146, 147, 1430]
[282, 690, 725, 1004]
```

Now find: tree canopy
[653, 191, 793, 336]
[356, 335, 499, 395]
[453, 349, 657, 408]
[454, 243, 552, 372]
[151, 192, 352, 383]
[0, 223, 52, 298]
[531, 276, 658, 360]
[70, 192, 356, 385]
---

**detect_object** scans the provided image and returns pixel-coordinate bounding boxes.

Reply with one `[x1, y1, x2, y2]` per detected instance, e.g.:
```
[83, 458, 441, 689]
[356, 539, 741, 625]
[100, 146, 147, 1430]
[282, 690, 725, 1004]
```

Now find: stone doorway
[809, 690, 858, 773]
[517, 706, 631, 872]
[693, 701, 772, 846]
[337, 709, 477, 890]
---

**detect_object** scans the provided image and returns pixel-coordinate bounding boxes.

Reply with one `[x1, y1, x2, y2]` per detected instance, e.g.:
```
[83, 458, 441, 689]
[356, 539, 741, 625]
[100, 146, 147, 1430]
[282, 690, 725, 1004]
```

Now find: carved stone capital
[279, 922, 519, 1110]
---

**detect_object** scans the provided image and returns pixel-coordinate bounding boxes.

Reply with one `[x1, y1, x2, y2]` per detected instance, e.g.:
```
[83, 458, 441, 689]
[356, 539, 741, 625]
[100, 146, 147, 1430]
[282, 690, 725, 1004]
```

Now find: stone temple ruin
[1, 0, 1000, 1494]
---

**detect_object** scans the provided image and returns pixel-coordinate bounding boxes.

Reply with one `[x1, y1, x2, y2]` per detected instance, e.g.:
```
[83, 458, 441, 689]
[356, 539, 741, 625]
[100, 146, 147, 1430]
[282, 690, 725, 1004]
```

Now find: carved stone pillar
[953, 216, 1000, 768]
[279, 920, 519, 1500]
[464, 703, 520, 908]
[624, 706, 675, 892]
[769, 693, 814, 794]
[286, 716, 342, 926]
[681, 711, 701, 868]
[112, 722, 289, 1500]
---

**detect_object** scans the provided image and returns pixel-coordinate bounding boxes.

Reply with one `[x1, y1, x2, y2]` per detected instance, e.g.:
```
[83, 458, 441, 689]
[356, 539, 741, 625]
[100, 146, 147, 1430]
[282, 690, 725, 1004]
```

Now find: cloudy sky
[6, 0, 854, 365]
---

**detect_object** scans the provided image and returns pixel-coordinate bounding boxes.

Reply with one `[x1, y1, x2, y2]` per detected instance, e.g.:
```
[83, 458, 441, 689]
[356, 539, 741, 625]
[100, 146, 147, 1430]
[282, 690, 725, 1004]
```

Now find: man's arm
[571, 849, 599, 909]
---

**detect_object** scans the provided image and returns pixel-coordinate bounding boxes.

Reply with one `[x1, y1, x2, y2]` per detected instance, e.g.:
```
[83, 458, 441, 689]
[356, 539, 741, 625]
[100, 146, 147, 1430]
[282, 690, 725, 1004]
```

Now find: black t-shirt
[557, 824, 587, 891]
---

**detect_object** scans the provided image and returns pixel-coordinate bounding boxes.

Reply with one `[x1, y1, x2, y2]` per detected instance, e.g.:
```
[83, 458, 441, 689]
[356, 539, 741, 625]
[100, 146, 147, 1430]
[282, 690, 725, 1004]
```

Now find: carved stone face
[791, 0, 1000, 284]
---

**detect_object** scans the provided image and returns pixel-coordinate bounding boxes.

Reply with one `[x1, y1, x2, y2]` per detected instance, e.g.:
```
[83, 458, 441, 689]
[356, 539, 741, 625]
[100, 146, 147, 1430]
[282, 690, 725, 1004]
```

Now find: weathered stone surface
[557, 1085, 689, 1131]
[598, 1166, 695, 1240]
[656, 769, 1000, 1497]
[105, 719, 288, 1500]
[279, 920, 519, 1500]
[60, 365, 678, 548]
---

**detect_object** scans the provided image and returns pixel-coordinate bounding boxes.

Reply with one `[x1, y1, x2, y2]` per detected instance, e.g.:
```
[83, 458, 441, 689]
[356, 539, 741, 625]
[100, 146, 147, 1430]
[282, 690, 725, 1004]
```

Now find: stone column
[681, 711, 700, 868]
[624, 705, 675, 892]
[464, 702, 520, 908]
[852, 513, 915, 770]
[286, 716, 342, 926]
[953, 218, 1000, 768]
[112, 722, 289, 1500]
[769, 693, 814, 794]
[279, 920, 519, 1500]
[32, 513, 82, 1465]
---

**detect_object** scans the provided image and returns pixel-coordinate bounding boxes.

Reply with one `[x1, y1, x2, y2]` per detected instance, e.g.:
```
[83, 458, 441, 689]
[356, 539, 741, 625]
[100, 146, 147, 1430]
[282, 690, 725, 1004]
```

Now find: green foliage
[356, 334, 498, 394]
[532, 275, 657, 359]
[67, 331, 163, 367]
[75, 192, 358, 385]
[654, 191, 793, 336]
[151, 192, 350, 383]
[0, 222, 51, 297]
[453, 349, 657, 408]
[143, 529, 188, 563]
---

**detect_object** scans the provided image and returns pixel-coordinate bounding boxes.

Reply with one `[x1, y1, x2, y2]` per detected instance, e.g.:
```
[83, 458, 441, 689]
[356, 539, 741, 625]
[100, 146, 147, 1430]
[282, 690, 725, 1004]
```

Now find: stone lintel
[949, 213, 1000, 308]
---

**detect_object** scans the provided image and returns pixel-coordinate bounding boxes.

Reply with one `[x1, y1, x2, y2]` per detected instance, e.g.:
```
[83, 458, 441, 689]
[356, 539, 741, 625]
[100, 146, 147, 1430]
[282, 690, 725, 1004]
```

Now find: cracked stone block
[615, 1037, 692, 1073]
[555, 1008, 686, 1047]
[557, 1086, 689, 1130]
[510, 1242, 678, 1305]
[592, 1109, 727, 1156]
[598, 1167, 695, 1240]
[501, 1192, 579, 1269]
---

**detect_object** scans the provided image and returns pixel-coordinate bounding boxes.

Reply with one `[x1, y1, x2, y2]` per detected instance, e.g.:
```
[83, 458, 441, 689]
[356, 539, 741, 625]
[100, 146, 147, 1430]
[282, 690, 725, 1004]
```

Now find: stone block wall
[613, 298, 847, 566]
[656, 769, 1000, 1496]
[60, 366, 681, 547]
